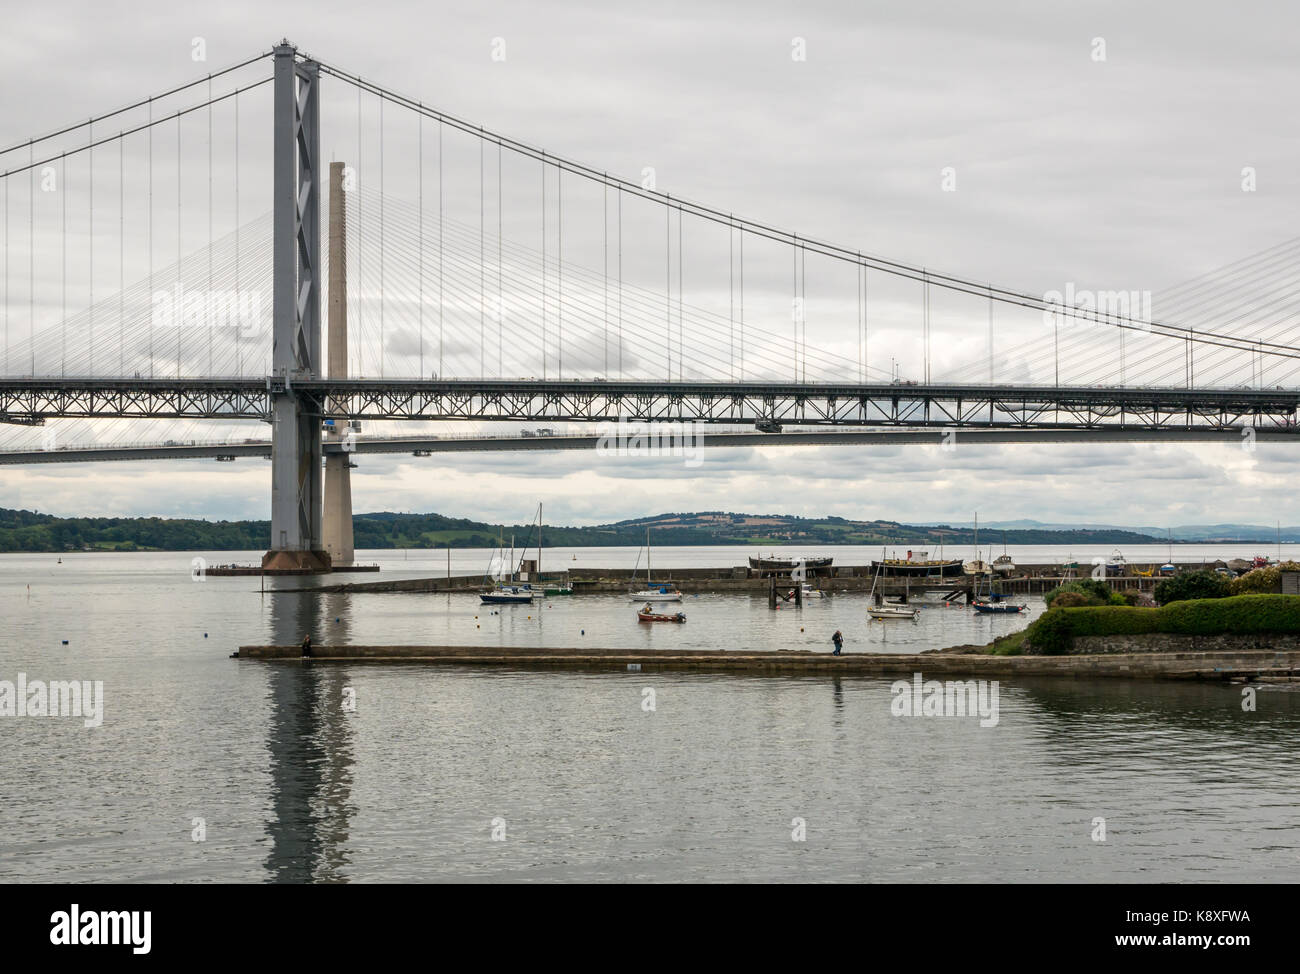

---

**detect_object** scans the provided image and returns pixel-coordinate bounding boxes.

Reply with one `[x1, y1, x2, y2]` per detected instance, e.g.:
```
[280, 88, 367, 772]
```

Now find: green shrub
[1050, 591, 1091, 608]
[1021, 594, 1300, 655]
[1230, 562, 1300, 596]
[1044, 578, 1125, 608]
[1153, 569, 1230, 606]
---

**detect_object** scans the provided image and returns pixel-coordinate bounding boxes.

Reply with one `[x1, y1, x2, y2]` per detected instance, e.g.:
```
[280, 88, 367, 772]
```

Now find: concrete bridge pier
[322, 160, 355, 568]
[262, 42, 330, 573]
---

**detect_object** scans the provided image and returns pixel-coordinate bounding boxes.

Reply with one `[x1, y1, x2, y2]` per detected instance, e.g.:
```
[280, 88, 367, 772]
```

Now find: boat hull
[630, 591, 683, 602]
[637, 611, 686, 623]
[871, 559, 964, 578]
[973, 602, 1025, 614]
[868, 607, 920, 620]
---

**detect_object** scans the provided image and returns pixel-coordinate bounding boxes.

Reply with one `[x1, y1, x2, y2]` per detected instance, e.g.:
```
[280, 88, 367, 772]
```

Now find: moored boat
[868, 604, 920, 620]
[972, 600, 1025, 614]
[871, 550, 964, 578]
[637, 604, 686, 623]
[748, 554, 834, 574]
[631, 584, 683, 602]
[480, 584, 536, 605]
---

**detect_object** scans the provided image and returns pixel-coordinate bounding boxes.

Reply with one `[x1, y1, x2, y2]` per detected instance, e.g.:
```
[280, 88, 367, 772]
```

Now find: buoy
[477, 624, 480, 628]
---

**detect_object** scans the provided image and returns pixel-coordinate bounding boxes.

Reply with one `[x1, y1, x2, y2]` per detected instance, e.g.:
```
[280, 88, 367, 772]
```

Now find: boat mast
[538, 503, 543, 582]
[647, 526, 652, 584]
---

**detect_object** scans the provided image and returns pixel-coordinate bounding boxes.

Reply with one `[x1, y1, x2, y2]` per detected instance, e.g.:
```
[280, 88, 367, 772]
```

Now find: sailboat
[629, 527, 683, 602]
[479, 524, 536, 604]
[866, 563, 919, 620]
[963, 512, 990, 575]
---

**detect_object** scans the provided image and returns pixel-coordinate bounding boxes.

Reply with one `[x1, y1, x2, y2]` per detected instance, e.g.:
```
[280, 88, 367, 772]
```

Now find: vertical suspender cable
[119, 133, 123, 377]
[357, 85, 362, 374]
[234, 90, 240, 377]
[665, 200, 670, 380]
[61, 153, 66, 377]
[88, 121, 93, 375]
[480, 135, 485, 377]
[728, 218, 733, 382]
[147, 101, 152, 377]
[617, 188, 622, 379]
[541, 156, 546, 379]
[379, 96, 384, 377]
[418, 111, 423, 377]
[738, 227, 744, 381]
[176, 111, 181, 377]
[603, 179, 608, 377]
[556, 165, 561, 378]
[988, 284, 993, 383]
[207, 77, 212, 376]
[28, 143, 33, 376]
[801, 245, 806, 382]
[497, 140, 502, 376]
[678, 205, 683, 380]
[438, 120, 443, 377]
[3, 165, 7, 374]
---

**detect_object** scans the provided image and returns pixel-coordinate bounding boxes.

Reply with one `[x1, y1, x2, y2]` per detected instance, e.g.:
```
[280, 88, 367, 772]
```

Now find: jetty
[231, 643, 1300, 683]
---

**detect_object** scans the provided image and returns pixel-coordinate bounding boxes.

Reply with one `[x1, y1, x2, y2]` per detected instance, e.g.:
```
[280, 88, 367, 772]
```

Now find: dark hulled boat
[748, 555, 834, 572]
[871, 550, 964, 578]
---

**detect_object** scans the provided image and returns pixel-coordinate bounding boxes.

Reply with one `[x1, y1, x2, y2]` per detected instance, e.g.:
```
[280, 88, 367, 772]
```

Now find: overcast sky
[1, 0, 1297, 528]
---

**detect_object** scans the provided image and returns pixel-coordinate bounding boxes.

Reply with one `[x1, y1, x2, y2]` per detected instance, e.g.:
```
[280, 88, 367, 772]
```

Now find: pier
[231, 643, 1300, 683]
[287, 563, 1159, 600]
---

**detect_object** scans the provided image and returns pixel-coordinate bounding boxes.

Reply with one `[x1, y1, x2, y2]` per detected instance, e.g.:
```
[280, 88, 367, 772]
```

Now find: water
[2, 547, 1298, 883]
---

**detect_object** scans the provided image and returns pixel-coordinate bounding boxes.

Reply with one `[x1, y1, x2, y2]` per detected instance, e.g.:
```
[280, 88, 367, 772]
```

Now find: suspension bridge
[1, 42, 1296, 569]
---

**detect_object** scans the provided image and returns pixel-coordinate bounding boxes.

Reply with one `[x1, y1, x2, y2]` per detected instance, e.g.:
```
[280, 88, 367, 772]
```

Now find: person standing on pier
[831, 630, 844, 656]
[301, 634, 313, 659]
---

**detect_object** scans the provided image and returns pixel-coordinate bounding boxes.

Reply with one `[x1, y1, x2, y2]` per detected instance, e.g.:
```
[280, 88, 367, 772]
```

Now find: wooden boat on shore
[871, 551, 964, 578]
[748, 554, 833, 573]
[637, 604, 686, 623]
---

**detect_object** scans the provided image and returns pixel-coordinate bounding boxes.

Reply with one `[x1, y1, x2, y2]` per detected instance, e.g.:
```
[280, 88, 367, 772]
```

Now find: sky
[0, 0, 1298, 528]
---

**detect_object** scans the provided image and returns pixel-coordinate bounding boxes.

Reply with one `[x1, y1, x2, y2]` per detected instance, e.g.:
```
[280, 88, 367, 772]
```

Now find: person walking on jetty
[831, 630, 844, 656]
[301, 634, 313, 659]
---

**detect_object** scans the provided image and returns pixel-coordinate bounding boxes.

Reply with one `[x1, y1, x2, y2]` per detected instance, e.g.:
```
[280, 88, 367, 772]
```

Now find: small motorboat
[787, 584, 827, 600]
[973, 600, 1026, 614]
[637, 604, 686, 623]
[869, 604, 920, 621]
[992, 553, 1015, 575]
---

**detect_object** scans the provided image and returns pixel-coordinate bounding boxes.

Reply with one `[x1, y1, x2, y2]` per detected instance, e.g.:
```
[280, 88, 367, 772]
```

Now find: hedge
[1022, 594, 1300, 655]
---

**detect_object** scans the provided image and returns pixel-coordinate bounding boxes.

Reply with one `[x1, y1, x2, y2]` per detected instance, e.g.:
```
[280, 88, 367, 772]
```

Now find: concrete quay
[231, 643, 1300, 682]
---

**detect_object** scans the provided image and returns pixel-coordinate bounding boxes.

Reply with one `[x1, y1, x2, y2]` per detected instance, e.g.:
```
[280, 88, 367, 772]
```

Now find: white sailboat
[629, 526, 683, 602]
[866, 563, 919, 620]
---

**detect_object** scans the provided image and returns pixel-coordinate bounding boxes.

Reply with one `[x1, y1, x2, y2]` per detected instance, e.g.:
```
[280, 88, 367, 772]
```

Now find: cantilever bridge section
[1, 377, 1298, 432]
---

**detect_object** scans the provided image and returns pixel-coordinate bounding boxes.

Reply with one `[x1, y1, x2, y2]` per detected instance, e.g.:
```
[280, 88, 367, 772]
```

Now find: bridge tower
[262, 42, 331, 572]
[322, 161, 355, 567]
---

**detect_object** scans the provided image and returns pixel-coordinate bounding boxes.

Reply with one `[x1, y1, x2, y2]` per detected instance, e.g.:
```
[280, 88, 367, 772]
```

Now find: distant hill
[0, 506, 1176, 552]
[974, 518, 1300, 543]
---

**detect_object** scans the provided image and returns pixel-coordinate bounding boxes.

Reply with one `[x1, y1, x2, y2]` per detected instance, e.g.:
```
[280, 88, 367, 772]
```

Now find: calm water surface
[2, 547, 1298, 882]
